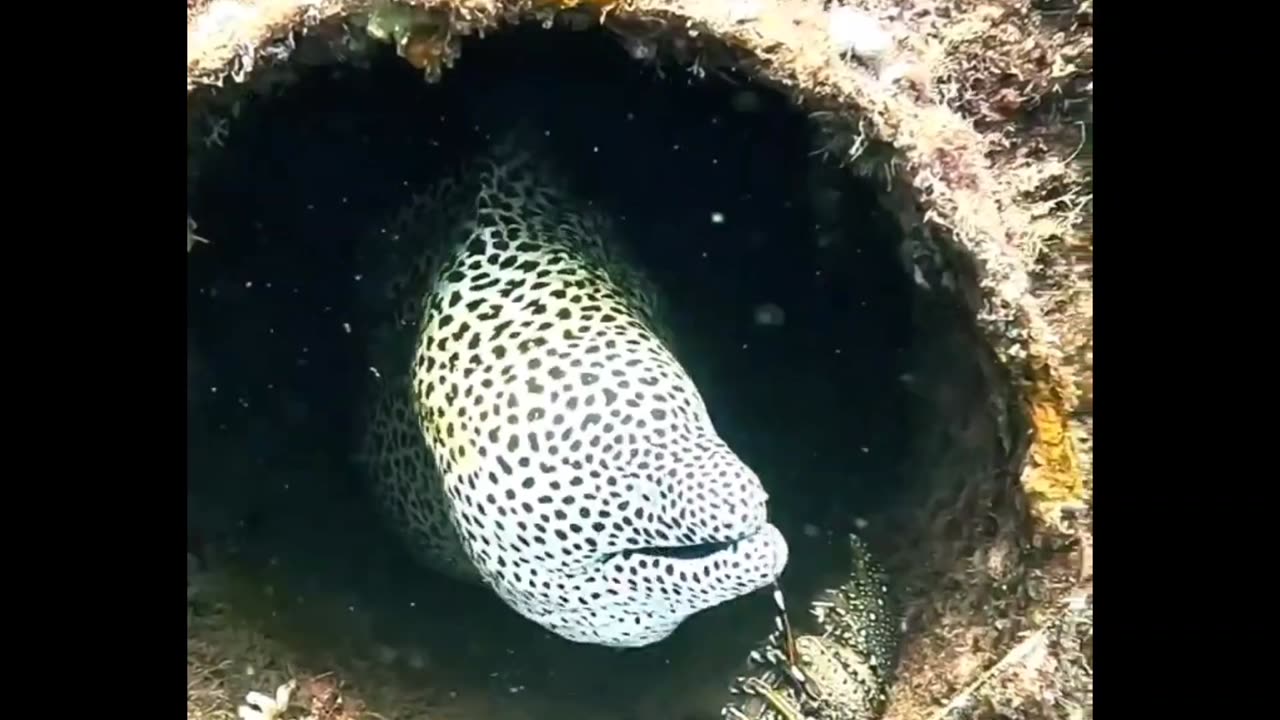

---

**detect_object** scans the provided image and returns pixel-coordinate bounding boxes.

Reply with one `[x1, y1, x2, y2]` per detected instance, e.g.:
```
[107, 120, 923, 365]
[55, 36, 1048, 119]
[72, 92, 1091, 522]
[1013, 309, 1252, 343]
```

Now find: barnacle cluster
[360, 0, 460, 81]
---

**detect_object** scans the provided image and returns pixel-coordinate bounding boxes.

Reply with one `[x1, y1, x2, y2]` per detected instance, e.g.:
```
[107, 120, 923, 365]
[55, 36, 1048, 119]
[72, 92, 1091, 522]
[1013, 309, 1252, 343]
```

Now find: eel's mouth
[604, 523, 769, 564]
[601, 503, 781, 564]
[620, 538, 738, 561]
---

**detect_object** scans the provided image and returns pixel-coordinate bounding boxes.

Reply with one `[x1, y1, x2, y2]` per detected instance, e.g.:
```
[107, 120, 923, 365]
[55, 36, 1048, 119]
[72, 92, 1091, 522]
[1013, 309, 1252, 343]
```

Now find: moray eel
[723, 535, 899, 720]
[356, 132, 789, 647]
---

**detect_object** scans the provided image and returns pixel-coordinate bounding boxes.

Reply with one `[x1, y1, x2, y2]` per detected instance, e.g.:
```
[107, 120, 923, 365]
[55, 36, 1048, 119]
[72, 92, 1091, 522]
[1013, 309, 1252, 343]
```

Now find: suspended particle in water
[731, 89, 762, 113]
[752, 303, 786, 327]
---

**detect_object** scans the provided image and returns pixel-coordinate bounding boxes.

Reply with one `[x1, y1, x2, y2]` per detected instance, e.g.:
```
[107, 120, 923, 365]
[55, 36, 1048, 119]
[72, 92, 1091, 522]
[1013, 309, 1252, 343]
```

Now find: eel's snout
[742, 521, 790, 581]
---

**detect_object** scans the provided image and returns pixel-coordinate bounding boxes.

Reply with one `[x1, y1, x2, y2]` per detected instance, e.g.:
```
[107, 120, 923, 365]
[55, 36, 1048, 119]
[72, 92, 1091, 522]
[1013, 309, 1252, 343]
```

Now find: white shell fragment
[827, 6, 893, 66]
[187, 216, 211, 253]
[236, 679, 295, 720]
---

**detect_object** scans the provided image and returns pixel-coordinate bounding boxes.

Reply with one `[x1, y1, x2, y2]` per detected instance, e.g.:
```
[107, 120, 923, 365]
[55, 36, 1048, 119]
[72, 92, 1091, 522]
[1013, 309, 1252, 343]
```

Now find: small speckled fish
[356, 131, 789, 647]
[721, 535, 899, 720]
